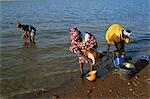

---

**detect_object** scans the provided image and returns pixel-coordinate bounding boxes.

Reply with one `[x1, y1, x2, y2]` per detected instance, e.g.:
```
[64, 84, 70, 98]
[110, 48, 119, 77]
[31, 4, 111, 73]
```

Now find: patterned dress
[68, 27, 97, 64]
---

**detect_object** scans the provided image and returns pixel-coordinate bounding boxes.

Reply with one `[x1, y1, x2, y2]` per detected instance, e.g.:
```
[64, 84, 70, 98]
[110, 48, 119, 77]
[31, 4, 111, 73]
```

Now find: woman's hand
[22, 32, 28, 41]
[86, 58, 93, 64]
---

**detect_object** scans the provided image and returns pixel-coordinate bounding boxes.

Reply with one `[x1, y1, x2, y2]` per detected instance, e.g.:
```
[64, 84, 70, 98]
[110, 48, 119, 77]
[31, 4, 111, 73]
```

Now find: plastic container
[119, 63, 135, 80]
[113, 57, 123, 69]
[139, 55, 150, 61]
[86, 70, 97, 81]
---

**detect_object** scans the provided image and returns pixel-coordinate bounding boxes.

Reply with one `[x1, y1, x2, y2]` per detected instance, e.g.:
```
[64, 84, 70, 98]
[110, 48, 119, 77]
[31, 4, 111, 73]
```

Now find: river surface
[0, 0, 149, 98]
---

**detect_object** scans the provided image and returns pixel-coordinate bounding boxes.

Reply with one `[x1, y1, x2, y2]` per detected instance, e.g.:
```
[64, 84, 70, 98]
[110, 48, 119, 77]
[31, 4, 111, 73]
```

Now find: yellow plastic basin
[86, 70, 97, 81]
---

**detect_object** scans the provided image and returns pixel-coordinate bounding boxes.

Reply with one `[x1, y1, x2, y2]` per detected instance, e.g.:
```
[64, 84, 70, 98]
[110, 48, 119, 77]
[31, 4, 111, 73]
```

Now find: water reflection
[22, 41, 36, 48]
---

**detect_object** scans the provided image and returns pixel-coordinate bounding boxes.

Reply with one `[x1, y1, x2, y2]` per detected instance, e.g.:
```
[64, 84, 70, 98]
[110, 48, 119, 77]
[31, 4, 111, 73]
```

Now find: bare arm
[21, 31, 28, 40]
[78, 50, 92, 64]
[107, 44, 110, 55]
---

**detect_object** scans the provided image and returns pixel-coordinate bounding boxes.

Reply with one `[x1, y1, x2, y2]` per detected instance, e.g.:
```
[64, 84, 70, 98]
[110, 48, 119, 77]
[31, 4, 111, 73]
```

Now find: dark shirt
[21, 25, 36, 32]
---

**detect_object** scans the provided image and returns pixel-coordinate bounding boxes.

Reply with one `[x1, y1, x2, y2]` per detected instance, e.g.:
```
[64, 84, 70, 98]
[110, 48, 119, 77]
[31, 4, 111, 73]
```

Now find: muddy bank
[13, 58, 150, 99]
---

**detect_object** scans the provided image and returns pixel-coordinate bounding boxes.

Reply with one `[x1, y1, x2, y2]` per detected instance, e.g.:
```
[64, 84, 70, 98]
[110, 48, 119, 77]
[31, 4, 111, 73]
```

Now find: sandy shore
[13, 59, 150, 99]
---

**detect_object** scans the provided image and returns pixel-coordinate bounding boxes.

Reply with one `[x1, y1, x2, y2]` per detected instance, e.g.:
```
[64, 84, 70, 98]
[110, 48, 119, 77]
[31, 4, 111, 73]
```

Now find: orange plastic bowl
[86, 70, 97, 81]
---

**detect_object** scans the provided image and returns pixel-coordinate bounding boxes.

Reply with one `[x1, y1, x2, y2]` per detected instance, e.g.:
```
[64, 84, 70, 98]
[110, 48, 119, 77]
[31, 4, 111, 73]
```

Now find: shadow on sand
[130, 59, 149, 79]
[94, 53, 114, 79]
[95, 54, 149, 80]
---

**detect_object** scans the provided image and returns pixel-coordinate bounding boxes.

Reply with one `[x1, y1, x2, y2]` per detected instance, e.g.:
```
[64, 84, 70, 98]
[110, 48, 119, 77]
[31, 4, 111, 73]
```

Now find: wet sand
[13, 59, 150, 99]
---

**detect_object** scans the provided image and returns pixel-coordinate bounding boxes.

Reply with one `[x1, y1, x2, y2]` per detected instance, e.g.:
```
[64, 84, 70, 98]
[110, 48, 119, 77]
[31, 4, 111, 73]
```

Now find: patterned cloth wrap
[68, 27, 97, 64]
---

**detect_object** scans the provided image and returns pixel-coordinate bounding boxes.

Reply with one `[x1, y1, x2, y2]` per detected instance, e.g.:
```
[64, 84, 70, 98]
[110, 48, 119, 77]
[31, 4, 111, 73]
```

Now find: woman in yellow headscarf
[105, 24, 132, 53]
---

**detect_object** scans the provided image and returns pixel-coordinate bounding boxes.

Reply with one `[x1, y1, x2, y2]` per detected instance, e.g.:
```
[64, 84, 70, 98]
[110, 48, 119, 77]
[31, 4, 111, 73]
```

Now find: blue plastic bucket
[113, 57, 123, 69]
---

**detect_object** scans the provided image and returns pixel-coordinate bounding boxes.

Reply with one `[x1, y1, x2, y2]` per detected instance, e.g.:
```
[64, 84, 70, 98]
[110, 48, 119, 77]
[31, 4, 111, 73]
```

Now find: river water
[0, 0, 149, 98]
